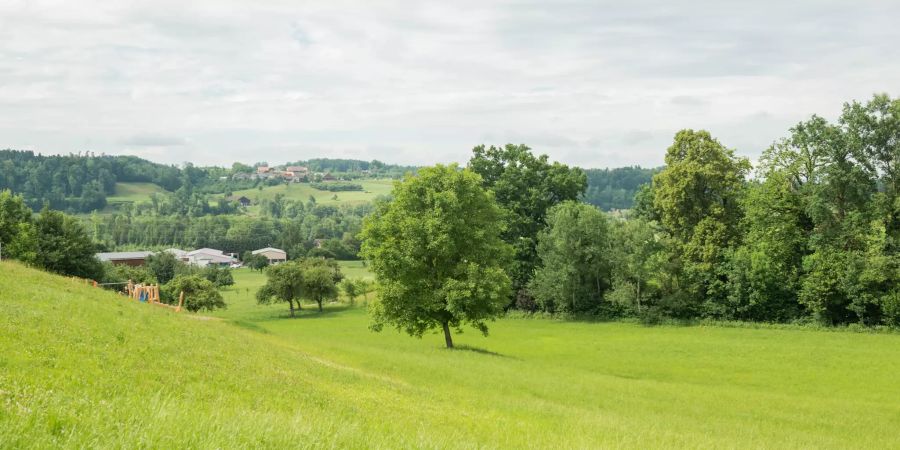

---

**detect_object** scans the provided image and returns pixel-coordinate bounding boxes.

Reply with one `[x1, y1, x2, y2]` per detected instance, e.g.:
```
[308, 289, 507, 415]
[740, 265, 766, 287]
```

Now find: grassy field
[232, 179, 395, 211]
[3, 261, 900, 448]
[106, 182, 168, 203]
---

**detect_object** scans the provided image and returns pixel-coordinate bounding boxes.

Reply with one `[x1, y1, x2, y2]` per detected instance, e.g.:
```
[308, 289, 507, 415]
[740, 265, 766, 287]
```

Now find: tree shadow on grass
[450, 344, 518, 360]
[253, 304, 356, 322]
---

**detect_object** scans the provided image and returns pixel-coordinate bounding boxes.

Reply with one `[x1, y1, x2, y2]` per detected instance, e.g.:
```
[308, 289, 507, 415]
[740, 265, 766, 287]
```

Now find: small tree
[256, 261, 305, 317]
[242, 251, 269, 272]
[360, 164, 512, 348]
[300, 258, 343, 312]
[340, 279, 359, 305]
[164, 275, 226, 312]
[202, 265, 234, 287]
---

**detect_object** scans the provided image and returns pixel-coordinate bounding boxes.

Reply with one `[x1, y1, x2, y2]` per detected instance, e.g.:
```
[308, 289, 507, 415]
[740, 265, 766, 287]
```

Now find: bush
[100, 263, 156, 286]
[163, 275, 226, 312]
[202, 265, 234, 287]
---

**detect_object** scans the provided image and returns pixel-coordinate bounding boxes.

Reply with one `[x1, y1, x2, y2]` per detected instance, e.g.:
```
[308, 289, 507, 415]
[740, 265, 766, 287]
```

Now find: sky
[1, 0, 899, 169]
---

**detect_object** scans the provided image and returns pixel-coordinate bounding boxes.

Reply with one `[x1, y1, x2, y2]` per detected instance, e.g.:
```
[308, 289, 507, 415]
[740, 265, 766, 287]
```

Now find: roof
[187, 248, 224, 256]
[194, 253, 236, 264]
[96, 251, 153, 262]
[252, 247, 286, 255]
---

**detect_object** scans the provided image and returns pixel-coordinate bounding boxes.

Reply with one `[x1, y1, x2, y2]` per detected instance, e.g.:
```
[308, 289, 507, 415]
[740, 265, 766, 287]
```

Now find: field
[106, 182, 169, 204]
[3, 261, 900, 448]
[232, 179, 395, 211]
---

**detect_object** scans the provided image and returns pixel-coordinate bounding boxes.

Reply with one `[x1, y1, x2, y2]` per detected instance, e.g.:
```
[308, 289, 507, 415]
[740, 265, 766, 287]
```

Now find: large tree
[649, 130, 750, 317]
[468, 144, 586, 298]
[529, 201, 612, 314]
[360, 164, 512, 348]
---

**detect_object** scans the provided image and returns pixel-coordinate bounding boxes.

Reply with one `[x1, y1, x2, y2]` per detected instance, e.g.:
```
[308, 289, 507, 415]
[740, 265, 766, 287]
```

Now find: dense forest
[582, 166, 658, 210]
[0, 151, 183, 212]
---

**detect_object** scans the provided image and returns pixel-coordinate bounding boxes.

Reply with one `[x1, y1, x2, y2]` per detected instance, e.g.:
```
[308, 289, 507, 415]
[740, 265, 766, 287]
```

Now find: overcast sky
[1, 1, 898, 168]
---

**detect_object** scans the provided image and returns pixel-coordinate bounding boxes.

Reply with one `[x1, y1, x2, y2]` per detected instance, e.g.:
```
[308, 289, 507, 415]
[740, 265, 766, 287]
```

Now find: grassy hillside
[5, 262, 900, 448]
[107, 182, 168, 203]
[232, 179, 394, 209]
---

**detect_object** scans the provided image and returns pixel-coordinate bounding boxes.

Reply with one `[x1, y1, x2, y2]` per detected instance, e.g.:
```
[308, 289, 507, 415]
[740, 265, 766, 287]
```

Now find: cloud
[0, 0, 898, 168]
[120, 134, 188, 147]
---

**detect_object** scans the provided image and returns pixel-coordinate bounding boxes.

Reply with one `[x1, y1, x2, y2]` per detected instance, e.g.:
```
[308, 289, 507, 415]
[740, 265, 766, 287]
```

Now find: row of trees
[529, 95, 900, 326]
[85, 203, 367, 259]
[358, 95, 900, 347]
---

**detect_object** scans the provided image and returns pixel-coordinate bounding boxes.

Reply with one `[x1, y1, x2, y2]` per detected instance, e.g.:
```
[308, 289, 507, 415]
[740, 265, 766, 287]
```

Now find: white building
[185, 248, 236, 267]
[252, 247, 287, 265]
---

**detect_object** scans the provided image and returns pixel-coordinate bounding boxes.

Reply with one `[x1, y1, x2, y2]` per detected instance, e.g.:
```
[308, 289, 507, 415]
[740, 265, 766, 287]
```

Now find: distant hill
[583, 166, 659, 211]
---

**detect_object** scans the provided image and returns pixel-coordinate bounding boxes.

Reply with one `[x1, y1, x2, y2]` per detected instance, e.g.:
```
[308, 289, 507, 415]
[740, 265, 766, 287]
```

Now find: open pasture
[2, 262, 899, 448]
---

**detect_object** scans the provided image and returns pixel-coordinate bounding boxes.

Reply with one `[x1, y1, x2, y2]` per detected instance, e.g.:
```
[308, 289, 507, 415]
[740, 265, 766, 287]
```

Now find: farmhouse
[236, 196, 251, 207]
[185, 248, 237, 267]
[95, 251, 153, 266]
[252, 247, 287, 265]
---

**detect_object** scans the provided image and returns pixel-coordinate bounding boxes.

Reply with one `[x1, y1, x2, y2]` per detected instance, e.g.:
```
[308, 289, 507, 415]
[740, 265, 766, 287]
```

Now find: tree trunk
[288, 300, 295, 318]
[317, 300, 323, 312]
[442, 321, 454, 348]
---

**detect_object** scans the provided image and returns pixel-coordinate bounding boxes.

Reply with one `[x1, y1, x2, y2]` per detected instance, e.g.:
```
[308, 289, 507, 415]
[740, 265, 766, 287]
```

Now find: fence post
[176, 291, 184, 312]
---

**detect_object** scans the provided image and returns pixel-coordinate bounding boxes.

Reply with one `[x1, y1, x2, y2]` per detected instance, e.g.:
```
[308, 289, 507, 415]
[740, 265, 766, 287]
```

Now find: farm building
[185, 248, 237, 267]
[95, 251, 154, 266]
[252, 247, 287, 265]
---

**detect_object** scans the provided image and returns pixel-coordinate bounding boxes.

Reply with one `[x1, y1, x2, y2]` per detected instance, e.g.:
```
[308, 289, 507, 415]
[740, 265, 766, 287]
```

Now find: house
[322, 173, 337, 181]
[252, 247, 287, 265]
[286, 166, 309, 175]
[185, 248, 237, 268]
[232, 172, 254, 181]
[257, 166, 271, 174]
[95, 251, 153, 266]
[237, 196, 251, 207]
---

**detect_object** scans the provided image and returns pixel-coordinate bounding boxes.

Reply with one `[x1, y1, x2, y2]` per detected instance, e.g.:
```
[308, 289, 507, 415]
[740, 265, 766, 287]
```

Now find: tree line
[359, 94, 900, 347]
[582, 166, 658, 211]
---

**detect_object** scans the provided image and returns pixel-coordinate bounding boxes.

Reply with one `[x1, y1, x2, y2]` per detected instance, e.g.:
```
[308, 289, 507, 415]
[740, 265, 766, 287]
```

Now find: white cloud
[1, 0, 899, 168]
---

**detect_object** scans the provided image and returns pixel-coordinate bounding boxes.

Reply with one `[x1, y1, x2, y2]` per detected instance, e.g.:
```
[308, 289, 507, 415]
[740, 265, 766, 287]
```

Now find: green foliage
[256, 258, 343, 315]
[361, 164, 513, 347]
[256, 261, 306, 316]
[468, 144, 587, 296]
[242, 251, 270, 271]
[202, 265, 235, 288]
[33, 207, 103, 280]
[299, 258, 344, 312]
[100, 262, 156, 285]
[146, 251, 180, 285]
[648, 129, 751, 316]
[164, 274, 226, 312]
[583, 166, 659, 211]
[340, 279, 360, 305]
[0, 189, 37, 263]
[529, 201, 613, 314]
[310, 182, 364, 192]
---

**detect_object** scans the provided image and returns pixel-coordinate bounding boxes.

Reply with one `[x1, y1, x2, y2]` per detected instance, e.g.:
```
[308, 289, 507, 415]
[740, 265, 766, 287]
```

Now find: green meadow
[3, 261, 900, 448]
[232, 179, 395, 210]
[106, 182, 169, 203]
